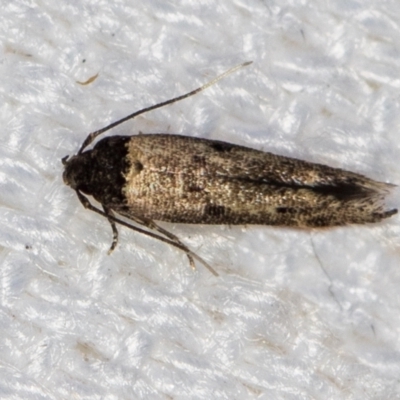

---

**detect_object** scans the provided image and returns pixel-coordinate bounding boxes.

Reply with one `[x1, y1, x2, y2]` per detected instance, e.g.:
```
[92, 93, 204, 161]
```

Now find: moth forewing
[62, 62, 397, 275]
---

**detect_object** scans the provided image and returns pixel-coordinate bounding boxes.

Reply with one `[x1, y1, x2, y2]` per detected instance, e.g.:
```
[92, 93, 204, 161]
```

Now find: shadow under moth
[62, 62, 397, 276]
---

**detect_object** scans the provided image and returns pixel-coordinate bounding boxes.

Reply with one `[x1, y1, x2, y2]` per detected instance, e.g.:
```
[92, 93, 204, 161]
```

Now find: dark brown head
[62, 153, 92, 191]
[62, 136, 131, 205]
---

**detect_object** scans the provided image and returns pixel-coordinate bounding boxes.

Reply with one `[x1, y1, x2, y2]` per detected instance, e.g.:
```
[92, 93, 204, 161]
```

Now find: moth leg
[75, 192, 118, 253]
[75, 191, 218, 276]
[102, 206, 119, 255]
[129, 215, 196, 271]
[76, 190, 94, 210]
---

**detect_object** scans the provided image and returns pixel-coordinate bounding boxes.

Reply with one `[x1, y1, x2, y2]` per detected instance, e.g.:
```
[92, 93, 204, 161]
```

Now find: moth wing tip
[372, 180, 397, 195]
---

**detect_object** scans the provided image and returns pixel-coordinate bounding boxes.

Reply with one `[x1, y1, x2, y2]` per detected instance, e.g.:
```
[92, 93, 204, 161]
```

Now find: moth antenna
[78, 61, 253, 154]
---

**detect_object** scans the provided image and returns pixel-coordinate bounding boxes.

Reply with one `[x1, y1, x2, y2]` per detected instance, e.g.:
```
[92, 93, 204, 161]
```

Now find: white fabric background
[1, 1, 400, 399]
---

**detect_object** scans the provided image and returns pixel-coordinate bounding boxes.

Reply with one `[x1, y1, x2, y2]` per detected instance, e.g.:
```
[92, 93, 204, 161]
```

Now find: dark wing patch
[192, 155, 207, 165]
[210, 141, 234, 153]
[133, 160, 144, 173]
[276, 207, 290, 214]
[311, 182, 377, 200]
[188, 185, 204, 193]
[204, 204, 226, 217]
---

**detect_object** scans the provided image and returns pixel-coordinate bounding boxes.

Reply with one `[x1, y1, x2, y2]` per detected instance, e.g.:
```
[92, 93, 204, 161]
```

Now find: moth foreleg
[75, 191, 218, 276]
[76, 191, 119, 253]
[102, 206, 119, 255]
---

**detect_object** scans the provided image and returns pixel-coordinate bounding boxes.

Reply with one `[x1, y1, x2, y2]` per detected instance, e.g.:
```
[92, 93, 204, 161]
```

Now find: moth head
[62, 152, 90, 191]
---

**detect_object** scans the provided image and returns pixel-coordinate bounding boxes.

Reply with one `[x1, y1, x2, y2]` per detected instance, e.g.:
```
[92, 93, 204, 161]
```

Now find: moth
[62, 62, 397, 276]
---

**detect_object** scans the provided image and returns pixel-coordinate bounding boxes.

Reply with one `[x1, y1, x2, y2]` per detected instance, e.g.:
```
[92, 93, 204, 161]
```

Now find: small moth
[62, 62, 397, 276]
